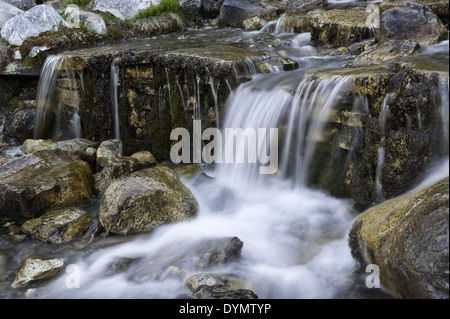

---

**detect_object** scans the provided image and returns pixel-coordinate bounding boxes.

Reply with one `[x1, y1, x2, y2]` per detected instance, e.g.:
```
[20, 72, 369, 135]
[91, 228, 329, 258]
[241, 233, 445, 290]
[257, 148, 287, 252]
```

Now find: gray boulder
[64, 4, 107, 35]
[1, 4, 67, 46]
[179, 0, 201, 20]
[92, 0, 160, 20]
[96, 139, 122, 169]
[201, 0, 225, 18]
[99, 166, 198, 235]
[0, 2, 24, 29]
[0, 0, 35, 10]
[349, 177, 449, 299]
[377, 1, 448, 46]
[220, 0, 283, 28]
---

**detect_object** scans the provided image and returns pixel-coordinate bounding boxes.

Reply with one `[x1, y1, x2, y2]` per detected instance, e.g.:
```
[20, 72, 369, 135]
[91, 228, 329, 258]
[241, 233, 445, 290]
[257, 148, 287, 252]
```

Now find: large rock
[185, 273, 258, 299]
[1, 4, 67, 46]
[352, 40, 421, 66]
[382, 0, 449, 19]
[0, 2, 24, 29]
[349, 177, 449, 299]
[3, 100, 35, 142]
[179, 0, 201, 20]
[0, 150, 94, 221]
[21, 207, 93, 244]
[96, 139, 122, 169]
[201, 0, 225, 18]
[99, 166, 198, 235]
[309, 7, 371, 48]
[220, 0, 283, 28]
[0, 0, 35, 10]
[377, 1, 448, 46]
[64, 4, 107, 35]
[11, 257, 64, 288]
[92, 0, 161, 20]
[285, 0, 327, 13]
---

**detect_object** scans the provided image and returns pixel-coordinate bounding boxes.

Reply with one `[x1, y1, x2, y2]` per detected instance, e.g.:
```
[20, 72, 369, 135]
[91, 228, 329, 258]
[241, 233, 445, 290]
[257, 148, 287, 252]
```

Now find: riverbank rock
[11, 257, 64, 288]
[99, 166, 198, 235]
[285, 0, 327, 13]
[349, 177, 449, 299]
[351, 40, 421, 66]
[92, 0, 159, 20]
[220, 0, 283, 28]
[94, 155, 155, 193]
[1, 0, 35, 10]
[377, 1, 448, 46]
[0, 2, 24, 29]
[1, 4, 67, 46]
[96, 139, 122, 169]
[21, 207, 93, 244]
[0, 150, 94, 221]
[185, 273, 258, 299]
[309, 7, 371, 48]
[64, 4, 107, 35]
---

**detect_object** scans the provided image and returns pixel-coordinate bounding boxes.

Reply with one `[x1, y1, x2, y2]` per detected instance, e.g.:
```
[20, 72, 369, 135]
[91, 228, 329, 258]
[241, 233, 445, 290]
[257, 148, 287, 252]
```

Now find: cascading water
[34, 55, 64, 139]
[110, 62, 121, 140]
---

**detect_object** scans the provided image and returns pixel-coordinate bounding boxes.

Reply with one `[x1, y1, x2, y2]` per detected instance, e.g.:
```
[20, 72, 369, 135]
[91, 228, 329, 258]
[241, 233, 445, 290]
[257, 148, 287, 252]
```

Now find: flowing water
[2, 22, 449, 300]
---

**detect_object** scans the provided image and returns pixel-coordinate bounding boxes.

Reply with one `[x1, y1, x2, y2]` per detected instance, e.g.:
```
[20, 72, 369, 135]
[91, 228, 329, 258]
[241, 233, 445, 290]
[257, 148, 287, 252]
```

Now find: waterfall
[34, 55, 64, 139]
[438, 76, 449, 153]
[375, 96, 390, 201]
[215, 74, 352, 190]
[110, 62, 121, 140]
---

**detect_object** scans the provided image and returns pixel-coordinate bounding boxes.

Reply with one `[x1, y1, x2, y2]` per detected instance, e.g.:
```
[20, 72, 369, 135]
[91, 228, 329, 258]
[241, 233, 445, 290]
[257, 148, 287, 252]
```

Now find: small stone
[11, 257, 64, 288]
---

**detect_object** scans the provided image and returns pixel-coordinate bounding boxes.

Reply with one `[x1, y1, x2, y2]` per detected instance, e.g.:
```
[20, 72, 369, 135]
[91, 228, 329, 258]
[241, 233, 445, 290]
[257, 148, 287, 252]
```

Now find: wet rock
[309, 7, 371, 48]
[130, 236, 244, 281]
[96, 139, 122, 169]
[3, 101, 35, 142]
[382, 0, 449, 19]
[94, 155, 154, 193]
[130, 150, 157, 165]
[377, 1, 448, 46]
[0, 2, 24, 29]
[0, 4, 67, 46]
[180, 0, 202, 20]
[64, 4, 107, 35]
[352, 40, 421, 66]
[242, 16, 267, 31]
[185, 273, 258, 299]
[220, 0, 283, 28]
[201, 0, 225, 18]
[11, 257, 64, 288]
[285, 0, 327, 13]
[173, 164, 203, 181]
[21, 207, 93, 244]
[92, 0, 159, 20]
[0, 150, 94, 221]
[99, 166, 198, 235]
[349, 177, 449, 299]
[20, 138, 98, 167]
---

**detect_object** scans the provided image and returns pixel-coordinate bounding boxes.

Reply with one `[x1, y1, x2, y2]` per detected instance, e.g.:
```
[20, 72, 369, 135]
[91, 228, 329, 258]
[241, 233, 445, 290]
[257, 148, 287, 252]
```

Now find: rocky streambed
[0, 0, 449, 299]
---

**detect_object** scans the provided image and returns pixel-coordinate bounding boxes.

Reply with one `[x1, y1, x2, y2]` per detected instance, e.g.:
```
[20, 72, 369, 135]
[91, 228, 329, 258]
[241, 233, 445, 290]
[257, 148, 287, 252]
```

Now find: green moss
[132, 0, 183, 20]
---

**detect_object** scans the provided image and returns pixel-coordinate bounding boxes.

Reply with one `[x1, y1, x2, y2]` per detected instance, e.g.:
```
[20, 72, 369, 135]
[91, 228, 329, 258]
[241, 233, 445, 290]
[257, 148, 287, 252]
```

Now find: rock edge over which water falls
[349, 177, 449, 299]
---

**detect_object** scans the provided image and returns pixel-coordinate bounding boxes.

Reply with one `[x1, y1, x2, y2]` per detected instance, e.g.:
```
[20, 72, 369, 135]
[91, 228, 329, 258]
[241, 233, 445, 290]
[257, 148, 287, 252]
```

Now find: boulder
[220, 0, 283, 28]
[185, 273, 258, 299]
[20, 138, 98, 167]
[179, 0, 201, 20]
[377, 1, 448, 46]
[3, 101, 35, 142]
[0, 2, 24, 29]
[21, 207, 93, 244]
[92, 0, 160, 20]
[352, 40, 421, 66]
[0, 0, 35, 10]
[11, 257, 64, 288]
[130, 150, 157, 165]
[201, 0, 225, 18]
[309, 7, 371, 48]
[1, 4, 67, 46]
[382, 0, 449, 19]
[0, 150, 94, 221]
[285, 0, 327, 13]
[349, 177, 449, 299]
[94, 155, 154, 193]
[99, 166, 198, 235]
[96, 139, 122, 169]
[64, 4, 107, 35]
